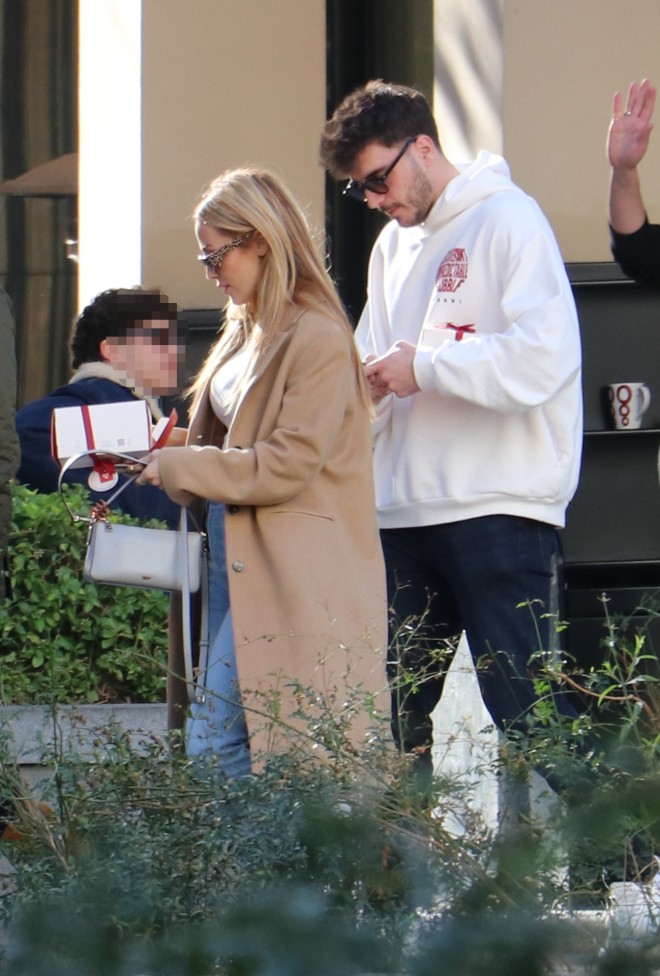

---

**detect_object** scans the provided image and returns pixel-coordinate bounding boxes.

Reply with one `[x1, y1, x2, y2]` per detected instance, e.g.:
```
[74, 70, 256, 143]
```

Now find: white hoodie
[356, 151, 582, 530]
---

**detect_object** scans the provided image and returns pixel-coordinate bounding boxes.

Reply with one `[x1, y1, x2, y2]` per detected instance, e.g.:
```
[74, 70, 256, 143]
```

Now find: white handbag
[59, 451, 208, 703]
[59, 451, 204, 594]
[83, 511, 203, 592]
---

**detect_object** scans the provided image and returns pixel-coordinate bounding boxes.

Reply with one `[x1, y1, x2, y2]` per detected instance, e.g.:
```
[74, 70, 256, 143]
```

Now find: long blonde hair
[189, 167, 368, 412]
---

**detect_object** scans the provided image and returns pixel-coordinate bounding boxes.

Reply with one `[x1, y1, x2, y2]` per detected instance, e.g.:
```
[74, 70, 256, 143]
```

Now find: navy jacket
[16, 377, 179, 528]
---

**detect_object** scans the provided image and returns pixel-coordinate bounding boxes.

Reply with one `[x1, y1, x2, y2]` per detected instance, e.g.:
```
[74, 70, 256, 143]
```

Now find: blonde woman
[140, 169, 386, 776]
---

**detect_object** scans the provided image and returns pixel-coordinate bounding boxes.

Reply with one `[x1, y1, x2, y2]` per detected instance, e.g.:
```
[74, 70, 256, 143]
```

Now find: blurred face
[349, 139, 437, 228]
[103, 319, 183, 396]
[195, 220, 266, 307]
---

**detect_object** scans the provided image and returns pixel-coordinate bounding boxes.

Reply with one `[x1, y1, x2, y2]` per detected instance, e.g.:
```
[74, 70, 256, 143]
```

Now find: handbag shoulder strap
[179, 507, 194, 700]
[179, 506, 209, 705]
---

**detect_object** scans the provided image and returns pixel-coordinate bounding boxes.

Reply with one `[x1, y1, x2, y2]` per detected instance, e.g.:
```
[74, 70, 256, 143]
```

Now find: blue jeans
[186, 503, 251, 778]
[381, 515, 578, 768]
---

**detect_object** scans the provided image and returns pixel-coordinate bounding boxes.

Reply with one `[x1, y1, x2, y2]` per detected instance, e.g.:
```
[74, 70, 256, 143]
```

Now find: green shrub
[0, 614, 660, 973]
[0, 723, 655, 976]
[1, 572, 660, 973]
[0, 483, 168, 704]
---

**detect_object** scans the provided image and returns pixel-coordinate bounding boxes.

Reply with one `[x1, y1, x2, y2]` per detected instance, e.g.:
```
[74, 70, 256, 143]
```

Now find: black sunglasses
[130, 323, 180, 346]
[343, 137, 417, 203]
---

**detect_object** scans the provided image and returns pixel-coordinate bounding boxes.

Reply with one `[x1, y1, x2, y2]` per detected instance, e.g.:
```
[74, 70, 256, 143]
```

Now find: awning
[0, 152, 77, 196]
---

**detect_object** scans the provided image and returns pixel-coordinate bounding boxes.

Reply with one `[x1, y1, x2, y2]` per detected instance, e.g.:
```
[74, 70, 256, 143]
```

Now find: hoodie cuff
[413, 347, 439, 393]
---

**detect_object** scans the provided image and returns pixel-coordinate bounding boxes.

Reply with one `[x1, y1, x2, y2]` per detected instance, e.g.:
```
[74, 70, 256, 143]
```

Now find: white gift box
[51, 400, 177, 470]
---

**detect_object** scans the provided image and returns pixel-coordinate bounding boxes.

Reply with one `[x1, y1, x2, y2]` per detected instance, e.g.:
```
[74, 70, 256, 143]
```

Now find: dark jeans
[381, 515, 579, 771]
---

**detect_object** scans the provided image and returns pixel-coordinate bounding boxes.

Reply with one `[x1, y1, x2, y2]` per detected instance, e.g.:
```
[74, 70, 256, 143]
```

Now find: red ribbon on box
[80, 405, 118, 484]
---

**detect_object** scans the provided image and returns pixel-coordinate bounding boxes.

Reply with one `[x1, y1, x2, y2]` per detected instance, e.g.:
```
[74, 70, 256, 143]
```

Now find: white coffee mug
[608, 382, 651, 430]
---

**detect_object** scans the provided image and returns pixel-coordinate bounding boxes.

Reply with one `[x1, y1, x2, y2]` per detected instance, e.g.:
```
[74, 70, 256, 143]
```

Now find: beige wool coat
[159, 305, 388, 760]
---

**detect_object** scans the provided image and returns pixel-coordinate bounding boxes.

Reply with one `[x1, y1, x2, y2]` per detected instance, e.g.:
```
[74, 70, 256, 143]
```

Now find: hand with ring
[608, 78, 656, 171]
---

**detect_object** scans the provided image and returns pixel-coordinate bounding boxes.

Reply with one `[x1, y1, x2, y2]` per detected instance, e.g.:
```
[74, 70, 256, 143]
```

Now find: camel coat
[160, 305, 388, 760]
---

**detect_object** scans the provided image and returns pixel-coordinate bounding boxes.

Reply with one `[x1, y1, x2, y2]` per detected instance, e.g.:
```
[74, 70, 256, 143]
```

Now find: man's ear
[99, 338, 111, 362]
[415, 134, 437, 161]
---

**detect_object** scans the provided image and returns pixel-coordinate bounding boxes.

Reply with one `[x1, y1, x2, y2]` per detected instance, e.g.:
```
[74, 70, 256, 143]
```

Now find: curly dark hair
[71, 288, 178, 369]
[319, 80, 440, 179]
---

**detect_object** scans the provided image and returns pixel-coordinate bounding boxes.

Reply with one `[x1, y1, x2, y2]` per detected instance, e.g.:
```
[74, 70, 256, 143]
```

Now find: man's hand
[363, 341, 421, 399]
[362, 353, 390, 403]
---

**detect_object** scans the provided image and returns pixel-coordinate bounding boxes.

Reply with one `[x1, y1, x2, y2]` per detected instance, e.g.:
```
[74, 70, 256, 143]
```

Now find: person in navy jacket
[16, 288, 183, 527]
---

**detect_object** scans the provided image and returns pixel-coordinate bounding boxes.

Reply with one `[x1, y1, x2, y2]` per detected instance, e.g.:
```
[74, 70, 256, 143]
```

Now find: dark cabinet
[162, 308, 223, 427]
[563, 263, 660, 669]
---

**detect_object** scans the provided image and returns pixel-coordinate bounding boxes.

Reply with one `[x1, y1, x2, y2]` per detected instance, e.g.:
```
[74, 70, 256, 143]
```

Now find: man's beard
[395, 161, 436, 227]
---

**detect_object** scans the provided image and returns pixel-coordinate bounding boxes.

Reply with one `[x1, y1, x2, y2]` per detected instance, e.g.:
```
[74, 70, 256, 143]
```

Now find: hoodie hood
[420, 151, 515, 238]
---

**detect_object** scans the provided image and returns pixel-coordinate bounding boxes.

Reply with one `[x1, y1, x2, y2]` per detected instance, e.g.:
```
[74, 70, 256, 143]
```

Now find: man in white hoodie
[320, 81, 583, 791]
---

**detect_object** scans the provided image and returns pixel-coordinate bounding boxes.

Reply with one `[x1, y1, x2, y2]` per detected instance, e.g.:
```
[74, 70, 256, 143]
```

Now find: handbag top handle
[57, 450, 147, 524]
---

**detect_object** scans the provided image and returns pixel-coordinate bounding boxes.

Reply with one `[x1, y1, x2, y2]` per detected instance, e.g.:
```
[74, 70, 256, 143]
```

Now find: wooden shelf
[584, 428, 660, 437]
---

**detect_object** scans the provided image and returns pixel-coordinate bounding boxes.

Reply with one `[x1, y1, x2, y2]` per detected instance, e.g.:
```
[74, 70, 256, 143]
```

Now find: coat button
[232, 561, 245, 573]
[227, 505, 240, 515]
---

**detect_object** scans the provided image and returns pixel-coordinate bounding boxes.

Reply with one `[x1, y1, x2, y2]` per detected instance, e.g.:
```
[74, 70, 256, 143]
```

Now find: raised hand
[608, 79, 656, 171]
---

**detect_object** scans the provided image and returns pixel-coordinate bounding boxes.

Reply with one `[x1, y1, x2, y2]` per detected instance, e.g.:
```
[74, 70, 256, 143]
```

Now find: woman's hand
[137, 450, 163, 488]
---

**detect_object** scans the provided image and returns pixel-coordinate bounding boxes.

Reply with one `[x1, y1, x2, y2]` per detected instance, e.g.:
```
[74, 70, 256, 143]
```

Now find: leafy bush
[0, 483, 168, 704]
[0, 582, 659, 973]
[0, 716, 658, 976]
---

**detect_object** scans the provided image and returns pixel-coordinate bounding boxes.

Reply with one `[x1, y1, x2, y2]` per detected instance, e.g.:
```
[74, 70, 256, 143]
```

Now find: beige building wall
[79, 0, 326, 311]
[142, 0, 326, 309]
[435, 0, 660, 263]
[434, 0, 504, 161]
[80, 0, 660, 308]
[503, 0, 660, 262]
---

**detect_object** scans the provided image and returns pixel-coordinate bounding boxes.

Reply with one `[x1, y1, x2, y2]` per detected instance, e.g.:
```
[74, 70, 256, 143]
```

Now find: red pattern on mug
[607, 382, 651, 430]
